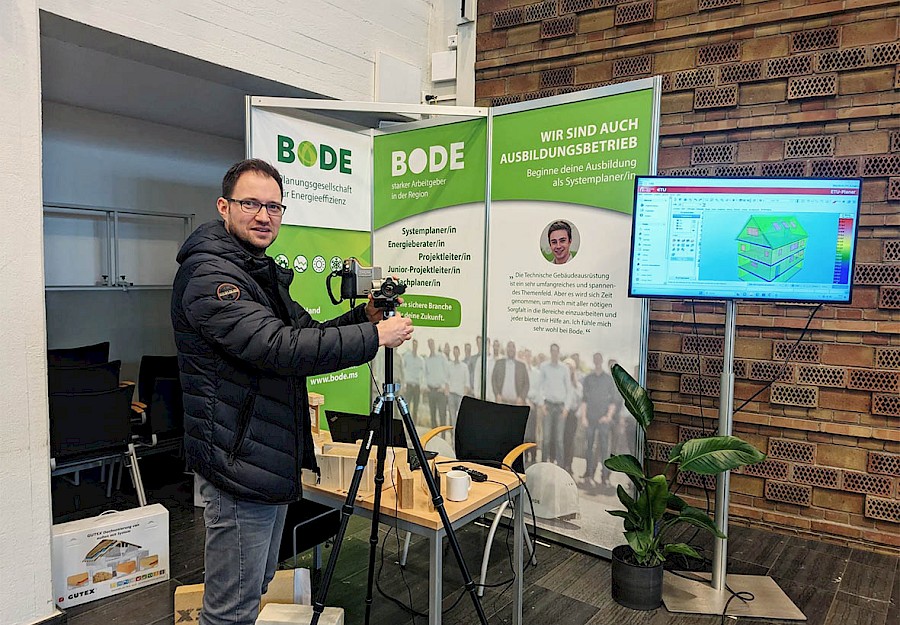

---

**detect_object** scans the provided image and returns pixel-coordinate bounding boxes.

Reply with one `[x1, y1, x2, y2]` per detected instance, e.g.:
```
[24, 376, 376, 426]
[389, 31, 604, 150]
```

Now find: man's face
[548, 228, 571, 264]
[412, 339, 418, 354]
[593, 353, 604, 370]
[506, 341, 516, 359]
[550, 344, 560, 363]
[428, 338, 435, 354]
[217, 171, 282, 254]
[464, 343, 472, 357]
[453, 346, 460, 362]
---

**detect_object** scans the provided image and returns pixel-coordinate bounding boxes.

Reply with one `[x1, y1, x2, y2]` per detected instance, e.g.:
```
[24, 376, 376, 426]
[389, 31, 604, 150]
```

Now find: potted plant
[605, 364, 766, 610]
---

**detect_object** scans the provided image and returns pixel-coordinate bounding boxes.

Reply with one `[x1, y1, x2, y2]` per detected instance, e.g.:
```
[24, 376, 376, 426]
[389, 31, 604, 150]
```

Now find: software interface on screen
[629, 177, 861, 302]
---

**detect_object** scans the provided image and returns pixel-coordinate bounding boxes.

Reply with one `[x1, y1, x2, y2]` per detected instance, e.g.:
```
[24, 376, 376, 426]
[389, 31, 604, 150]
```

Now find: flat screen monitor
[325, 410, 407, 447]
[628, 176, 862, 303]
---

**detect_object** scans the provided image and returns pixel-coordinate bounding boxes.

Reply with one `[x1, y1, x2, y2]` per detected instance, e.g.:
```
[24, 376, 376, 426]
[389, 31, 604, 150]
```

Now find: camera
[327, 258, 407, 308]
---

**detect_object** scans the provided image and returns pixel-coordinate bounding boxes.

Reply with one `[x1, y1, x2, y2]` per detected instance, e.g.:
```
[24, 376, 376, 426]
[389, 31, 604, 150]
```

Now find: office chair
[131, 356, 184, 455]
[47, 341, 110, 367]
[47, 360, 121, 394]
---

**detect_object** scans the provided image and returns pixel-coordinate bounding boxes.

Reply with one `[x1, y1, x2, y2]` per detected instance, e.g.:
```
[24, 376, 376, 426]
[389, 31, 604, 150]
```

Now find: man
[424, 337, 449, 428]
[581, 353, 618, 487]
[547, 220, 573, 265]
[401, 339, 425, 424]
[171, 159, 413, 625]
[538, 343, 572, 464]
[492, 340, 529, 405]
[447, 345, 470, 432]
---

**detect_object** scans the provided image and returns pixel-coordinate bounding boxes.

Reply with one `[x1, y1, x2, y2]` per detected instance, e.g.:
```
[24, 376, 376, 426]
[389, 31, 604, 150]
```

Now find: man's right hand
[376, 314, 414, 348]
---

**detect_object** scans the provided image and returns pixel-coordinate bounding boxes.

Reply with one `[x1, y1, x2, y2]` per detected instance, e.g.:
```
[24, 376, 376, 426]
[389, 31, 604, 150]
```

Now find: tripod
[310, 311, 489, 625]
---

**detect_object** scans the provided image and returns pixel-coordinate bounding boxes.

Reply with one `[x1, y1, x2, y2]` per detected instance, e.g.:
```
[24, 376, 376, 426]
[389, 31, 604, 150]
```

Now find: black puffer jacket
[172, 220, 379, 504]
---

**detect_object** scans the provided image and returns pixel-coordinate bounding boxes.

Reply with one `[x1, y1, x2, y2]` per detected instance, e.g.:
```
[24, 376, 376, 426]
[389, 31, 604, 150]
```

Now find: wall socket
[447, 34, 458, 49]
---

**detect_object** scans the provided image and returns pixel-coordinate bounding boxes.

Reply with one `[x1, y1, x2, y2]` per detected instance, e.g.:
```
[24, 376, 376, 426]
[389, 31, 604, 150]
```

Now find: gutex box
[174, 568, 311, 625]
[52, 504, 169, 608]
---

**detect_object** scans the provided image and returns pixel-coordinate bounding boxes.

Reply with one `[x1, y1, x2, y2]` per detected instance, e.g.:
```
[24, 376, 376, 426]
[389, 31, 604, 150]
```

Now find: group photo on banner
[248, 80, 660, 554]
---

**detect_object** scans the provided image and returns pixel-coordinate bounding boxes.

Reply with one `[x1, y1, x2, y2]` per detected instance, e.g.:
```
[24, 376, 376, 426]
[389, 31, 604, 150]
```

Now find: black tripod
[310, 310, 489, 625]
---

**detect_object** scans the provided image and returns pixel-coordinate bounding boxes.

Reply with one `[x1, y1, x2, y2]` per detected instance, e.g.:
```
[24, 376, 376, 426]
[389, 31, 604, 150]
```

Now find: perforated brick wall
[664, 166, 711, 176]
[678, 425, 708, 442]
[875, 347, 900, 370]
[889, 178, 900, 201]
[673, 67, 717, 91]
[862, 155, 900, 177]
[784, 136, 835, 160]
[868, 452, 900, 477]
[765, 480, 812, 506]
[865, 496, 900, 524]
[809, 157, 859, 178]
[647, 351, 660, 371]
[719, 61, 763, 84]
[842, 470, 894, 497]
[683, 335, 725, 355]
[872, 393, 900, 417]
[694, 85, 739, 109]
[698, 0, 741, 9]
[698, 42, 741, 66]
[796, 364, 847, 388]
[741, 459, 790, 480]
[679, 374, 720, 397]
[769, 438, 816, 464]
[700, 356, 723, 376]
[760, 161, 807, 178]
[715, 164, 758, 177]
[560, 0, 595, 13]
[770, 383, 818, 408]
[615, 0, 654, 26]
[884, 241, 900, 263]
[817, 47, 868, 72]
[855, 264, 900, 285]
[660, 352, 701, 373]
[748, 360, 795, 383]
[613, 55, 653, 78]
[767, 55, 813, 78]
[540, 67, 575, 89]
[891, 132, 900, 154]
[677, 470, 717, 490]
[773, 341, 820, 363]
[792, 464, 840, 489]
[646, 440, 676, 462]
[846, 369, 900, 392]
[523, 1, 557, 23]
[880, 287, 900, 309]
[791, 27, 841, 53]
[493, 8, 524, 29]
[541, 15, 577, 39]
[788, 74, 837, 99]
[872, 42, 900, 66]
[491, 94, 521, 107]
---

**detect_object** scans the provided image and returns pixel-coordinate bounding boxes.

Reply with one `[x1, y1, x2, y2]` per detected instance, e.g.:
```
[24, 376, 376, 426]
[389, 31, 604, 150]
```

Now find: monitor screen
[628, 176, 862, 303]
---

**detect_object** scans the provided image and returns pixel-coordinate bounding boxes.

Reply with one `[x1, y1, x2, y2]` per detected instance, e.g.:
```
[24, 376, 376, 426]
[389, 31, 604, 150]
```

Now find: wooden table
[303, 450, 524, 625]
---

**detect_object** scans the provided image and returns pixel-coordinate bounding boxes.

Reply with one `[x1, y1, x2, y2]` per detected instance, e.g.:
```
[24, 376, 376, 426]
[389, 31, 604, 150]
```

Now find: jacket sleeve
[182, 262, 379, 377]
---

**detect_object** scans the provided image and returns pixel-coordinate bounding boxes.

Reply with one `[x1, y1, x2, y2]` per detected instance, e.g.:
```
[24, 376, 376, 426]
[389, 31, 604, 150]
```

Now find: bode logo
[392, 142, 464, 176]
[277, 135, 352, 174]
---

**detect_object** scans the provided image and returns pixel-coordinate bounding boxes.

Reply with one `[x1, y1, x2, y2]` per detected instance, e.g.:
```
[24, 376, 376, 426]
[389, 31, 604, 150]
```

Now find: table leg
[513, 489, 524, 625]
[430, 532, 442, 625]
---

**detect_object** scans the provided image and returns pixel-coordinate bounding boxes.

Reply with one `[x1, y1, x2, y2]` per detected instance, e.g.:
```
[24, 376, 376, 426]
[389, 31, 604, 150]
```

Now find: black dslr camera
[327, 258, 406, 308]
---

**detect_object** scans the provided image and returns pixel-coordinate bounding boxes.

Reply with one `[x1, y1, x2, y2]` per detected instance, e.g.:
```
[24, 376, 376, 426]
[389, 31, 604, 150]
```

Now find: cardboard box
[257, 603, 344, 625]
[174, 568, 311, 625]
[52, 503, 169, 608]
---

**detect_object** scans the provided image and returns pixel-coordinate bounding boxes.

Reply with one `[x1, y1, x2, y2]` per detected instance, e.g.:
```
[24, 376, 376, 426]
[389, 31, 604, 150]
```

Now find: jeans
[584, 421, 612, 482]
[543, 401, 565, 463]
[197, 474, 288, 625]
[428, 386, 447, 428]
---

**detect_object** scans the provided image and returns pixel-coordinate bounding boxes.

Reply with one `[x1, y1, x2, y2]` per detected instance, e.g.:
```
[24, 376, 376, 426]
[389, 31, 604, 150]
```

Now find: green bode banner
[373, 119, 487, 428]
[250, 108, 373, 418]
[487, 87, 656, 553]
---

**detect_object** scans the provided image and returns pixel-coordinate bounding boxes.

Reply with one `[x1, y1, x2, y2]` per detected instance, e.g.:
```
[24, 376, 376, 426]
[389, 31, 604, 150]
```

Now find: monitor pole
[662, 300, 806, 620]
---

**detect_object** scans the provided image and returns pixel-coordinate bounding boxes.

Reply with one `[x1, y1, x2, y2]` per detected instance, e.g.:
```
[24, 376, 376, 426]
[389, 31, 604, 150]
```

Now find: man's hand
[376, 314, 414, 348]
[365, 291, 403, 323]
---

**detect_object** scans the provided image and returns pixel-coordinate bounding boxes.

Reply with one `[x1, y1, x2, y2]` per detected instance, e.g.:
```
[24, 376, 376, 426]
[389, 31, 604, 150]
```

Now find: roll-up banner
[488, 85, 657, 552]
[372, 119, 487, 432]
[249, 107, 374, 416]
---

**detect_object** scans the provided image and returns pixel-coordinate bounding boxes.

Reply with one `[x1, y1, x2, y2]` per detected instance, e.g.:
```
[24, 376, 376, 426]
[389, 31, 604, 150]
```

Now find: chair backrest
[47, 360, 122, 394]
[455, 396, 531, 473]
[147, 376, 184, 440]
[48, 384, 134, 462]
[137, 355, 179, 405]
[47, 341, 110, 367]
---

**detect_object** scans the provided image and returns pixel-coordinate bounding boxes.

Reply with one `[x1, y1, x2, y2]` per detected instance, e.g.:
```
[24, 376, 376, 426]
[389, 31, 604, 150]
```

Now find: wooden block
[318, 455, 343, 491]
[396, 464, 415, 509]
[307, 392, 324, 435]
[256, 603, 344, 625]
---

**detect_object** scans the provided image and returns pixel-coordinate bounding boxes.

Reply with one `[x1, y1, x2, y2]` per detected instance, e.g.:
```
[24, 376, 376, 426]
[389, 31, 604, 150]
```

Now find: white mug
[445, 470, 472, 502]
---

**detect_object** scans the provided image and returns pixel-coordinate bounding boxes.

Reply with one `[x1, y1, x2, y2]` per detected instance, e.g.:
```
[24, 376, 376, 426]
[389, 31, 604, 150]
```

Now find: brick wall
[476, 0, 900, 553]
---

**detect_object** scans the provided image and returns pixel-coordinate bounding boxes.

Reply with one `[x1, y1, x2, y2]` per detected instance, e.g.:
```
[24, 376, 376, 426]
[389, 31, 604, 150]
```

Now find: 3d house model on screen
[737, 215, 808, 283]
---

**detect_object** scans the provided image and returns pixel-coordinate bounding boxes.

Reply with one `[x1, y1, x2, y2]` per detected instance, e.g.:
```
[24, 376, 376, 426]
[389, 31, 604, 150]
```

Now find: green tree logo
[296, 141, 318, 167]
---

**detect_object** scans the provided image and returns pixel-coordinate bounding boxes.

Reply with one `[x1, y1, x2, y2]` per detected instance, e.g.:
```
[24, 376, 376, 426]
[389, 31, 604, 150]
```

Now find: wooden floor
[53, 456, 898, 625]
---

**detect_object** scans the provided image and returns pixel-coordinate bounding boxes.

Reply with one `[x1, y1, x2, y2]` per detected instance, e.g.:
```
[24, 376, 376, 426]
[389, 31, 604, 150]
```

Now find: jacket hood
[177, 220, 293, 287]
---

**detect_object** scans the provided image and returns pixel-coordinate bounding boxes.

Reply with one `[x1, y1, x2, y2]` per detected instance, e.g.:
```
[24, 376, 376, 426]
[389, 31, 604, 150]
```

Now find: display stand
[662, 300, 805, 620]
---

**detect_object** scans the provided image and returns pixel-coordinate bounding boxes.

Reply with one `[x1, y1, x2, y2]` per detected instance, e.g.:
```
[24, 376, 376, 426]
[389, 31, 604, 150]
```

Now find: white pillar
[0, 1, 57, 623]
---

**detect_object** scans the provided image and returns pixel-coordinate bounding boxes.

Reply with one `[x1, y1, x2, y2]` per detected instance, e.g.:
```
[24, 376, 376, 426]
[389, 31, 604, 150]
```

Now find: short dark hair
[222, 159, 284, 198]
[547, 220, 571, 243]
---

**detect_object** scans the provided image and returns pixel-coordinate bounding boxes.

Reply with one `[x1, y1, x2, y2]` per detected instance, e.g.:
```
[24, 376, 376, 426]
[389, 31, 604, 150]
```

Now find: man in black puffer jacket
[172, 159, 412, 625]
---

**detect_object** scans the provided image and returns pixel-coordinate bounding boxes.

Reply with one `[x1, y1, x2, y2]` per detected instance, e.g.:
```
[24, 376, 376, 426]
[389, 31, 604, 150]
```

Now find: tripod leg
[364, 399, 392, 625]
[310, 407, 381, 625]
[395, 395, 490, 625]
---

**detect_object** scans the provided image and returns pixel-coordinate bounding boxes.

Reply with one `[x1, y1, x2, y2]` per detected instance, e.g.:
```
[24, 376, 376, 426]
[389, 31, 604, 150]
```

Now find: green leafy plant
[606, 364, 766, 567]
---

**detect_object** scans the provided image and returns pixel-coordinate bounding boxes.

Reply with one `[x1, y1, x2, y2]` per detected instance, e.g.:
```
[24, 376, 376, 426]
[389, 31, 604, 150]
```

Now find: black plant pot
[610, 545, 663, 610]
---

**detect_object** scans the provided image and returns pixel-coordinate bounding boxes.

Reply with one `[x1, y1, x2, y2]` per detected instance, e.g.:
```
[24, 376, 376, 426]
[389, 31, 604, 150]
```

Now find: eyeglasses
[226, 198, 287, 217]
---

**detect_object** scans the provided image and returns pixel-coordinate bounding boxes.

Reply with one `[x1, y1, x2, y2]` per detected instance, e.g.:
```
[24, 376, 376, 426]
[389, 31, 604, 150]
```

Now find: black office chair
[399, 396, 537, 594]
[278, 500, 340, 572]
[132, 356, 184, 455]
[47, 341, 110, 367]
[47, 360, 122, 394]
[49, 384, 147, 505]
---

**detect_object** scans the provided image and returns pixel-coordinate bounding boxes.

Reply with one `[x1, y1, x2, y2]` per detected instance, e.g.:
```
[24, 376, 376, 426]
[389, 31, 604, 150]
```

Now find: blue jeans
[584, 421, 611, 482]
[197, 474, 288, 625]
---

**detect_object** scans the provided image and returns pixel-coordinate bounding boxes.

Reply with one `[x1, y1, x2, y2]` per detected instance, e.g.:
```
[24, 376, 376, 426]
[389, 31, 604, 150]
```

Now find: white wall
[40, 0, 436, 102]
[0, 1, 56, 623]
[42, 102, 243, 382]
